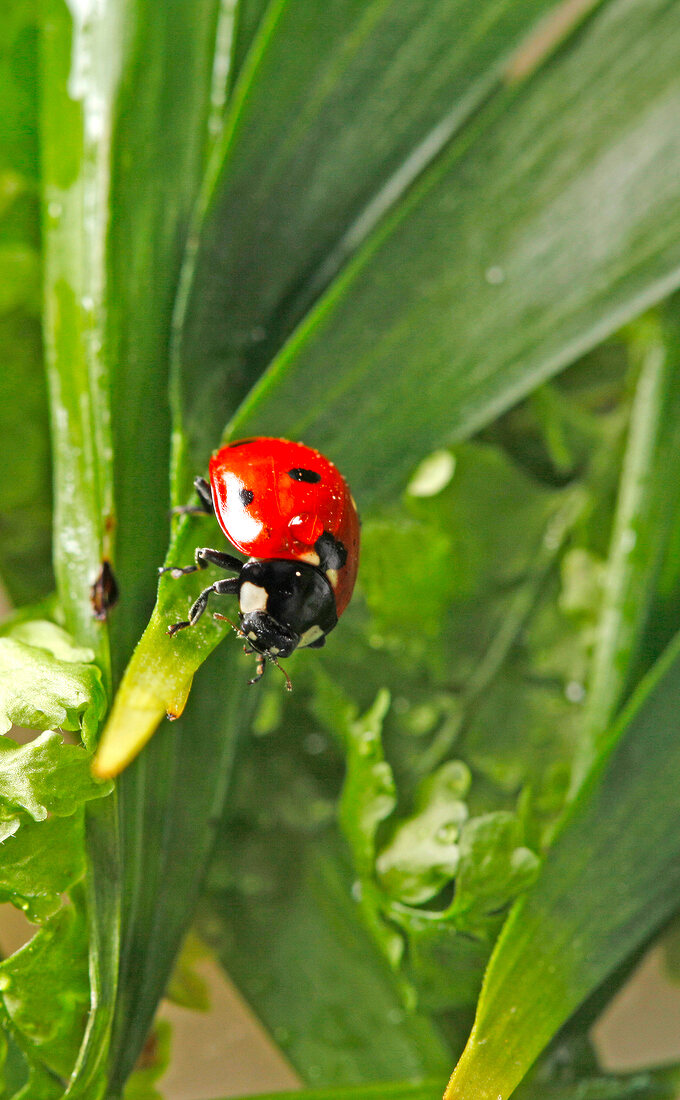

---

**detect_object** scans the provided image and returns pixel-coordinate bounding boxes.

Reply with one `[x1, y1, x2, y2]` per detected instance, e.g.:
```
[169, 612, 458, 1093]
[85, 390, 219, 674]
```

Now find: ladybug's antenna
[213, 612, 243, 636]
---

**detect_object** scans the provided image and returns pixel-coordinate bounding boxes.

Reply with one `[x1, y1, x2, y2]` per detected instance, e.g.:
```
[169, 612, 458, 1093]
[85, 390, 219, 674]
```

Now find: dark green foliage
[3, 2, 680, 1099]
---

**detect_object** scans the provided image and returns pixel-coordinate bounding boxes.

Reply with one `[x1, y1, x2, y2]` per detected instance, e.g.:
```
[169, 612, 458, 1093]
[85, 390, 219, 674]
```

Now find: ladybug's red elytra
[160, 438, 360, 687]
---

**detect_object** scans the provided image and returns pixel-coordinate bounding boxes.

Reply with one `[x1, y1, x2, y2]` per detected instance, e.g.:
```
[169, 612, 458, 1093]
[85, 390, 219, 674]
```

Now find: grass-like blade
[90, 1, 242, 1091]
[228, 0, 272, 92]
[175, 0, 559, 479]
[573, 311, 680, 784]
[0, 2, 52, 604]
[40, 1, 120, 1092]
[198, 831, 451, 1085]
[229, 0, 680, 508]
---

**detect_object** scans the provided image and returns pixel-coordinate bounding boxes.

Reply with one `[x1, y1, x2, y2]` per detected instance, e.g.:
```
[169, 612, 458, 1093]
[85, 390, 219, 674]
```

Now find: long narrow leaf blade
[40, 2, 121, 1093]
[199, 832, 451, 1085]
[176, 0, 559, 475]
[573, 314, 680, 784]
[0, 2, 52, 604]
[96, 2, 244, 1090]
[229, 0, 680, 507]
[228, 0, 272, 92]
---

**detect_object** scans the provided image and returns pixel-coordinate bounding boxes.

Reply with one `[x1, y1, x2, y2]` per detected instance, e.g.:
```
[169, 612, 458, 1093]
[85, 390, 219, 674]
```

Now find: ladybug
[160, 438, 360, 687]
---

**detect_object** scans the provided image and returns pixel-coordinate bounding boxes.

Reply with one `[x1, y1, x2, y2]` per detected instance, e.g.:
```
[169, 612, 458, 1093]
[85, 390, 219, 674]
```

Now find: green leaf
[357, 440, 589, 803]
[447, 813, 539, 938]
[38, 2, 123, 1069]
[107, 0, 223, 671]
[107, 663, 255, 1095]
[228, 0, 271, 93]
[0, 812, 85, 923]
[0, 620, 93, 663]
[379, 806, 538, 1012]
[176, 0, 559, 475]
[0, 895, 89, 1080]
[0, 620, 105, 748]
[228, 0, 680, 508]
[120, 1020, 171, 1100]
[198, 828, 451, 1086]
[12, 1075, 63, 1100]
[317, 681, 410, 972]
[376, 762, 470, 906]
[379, 811, 539, 945]
[38, 1, 234, 1094]
[164, 933, 210, 1012]
[0, 304, 52, 607]
[65, 797, 120, 1100]
[574, 312, 680, 784]
[33, 0, 123, 1040]
[359, 518, 455, 654]
[336, 687, 395, 875]
[0, 0, 53, 605]
[92, 584, 226, 778]
[444, 627, 680, 1100]
[389, 915, 491, 1015]
[0, 624, 106, 748]
[40, 0, 117, 663]
[516, 1063, 680, 1100]
[0, 732, 110, 821]
[0, 1047, 63, 1100]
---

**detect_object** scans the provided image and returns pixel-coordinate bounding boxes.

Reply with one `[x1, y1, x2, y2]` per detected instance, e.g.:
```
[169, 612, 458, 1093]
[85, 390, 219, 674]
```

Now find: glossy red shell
[209, 438, 360, 615]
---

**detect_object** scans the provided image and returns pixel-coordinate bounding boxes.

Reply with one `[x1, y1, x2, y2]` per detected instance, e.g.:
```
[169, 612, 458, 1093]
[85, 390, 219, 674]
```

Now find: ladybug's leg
[194, 477, 214, 513]
[159, 546, 242, 579]
[171, 477, 214, 518]
[247, 655, 266, 685]
[167, 576, 239, 636]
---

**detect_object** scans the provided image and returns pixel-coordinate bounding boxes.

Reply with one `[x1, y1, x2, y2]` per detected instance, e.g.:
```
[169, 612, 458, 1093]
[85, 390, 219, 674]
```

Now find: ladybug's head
[237, 559, 338, 658]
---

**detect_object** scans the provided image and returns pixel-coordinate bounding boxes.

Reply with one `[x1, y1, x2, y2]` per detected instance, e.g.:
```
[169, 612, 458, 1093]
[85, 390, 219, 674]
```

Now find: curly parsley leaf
[0, 894, 89, 1080]
[0, 622, 106, 748]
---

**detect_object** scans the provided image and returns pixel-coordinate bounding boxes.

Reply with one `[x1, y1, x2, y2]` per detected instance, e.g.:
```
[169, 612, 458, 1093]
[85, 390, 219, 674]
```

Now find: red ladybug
[160, 438, 360, 687]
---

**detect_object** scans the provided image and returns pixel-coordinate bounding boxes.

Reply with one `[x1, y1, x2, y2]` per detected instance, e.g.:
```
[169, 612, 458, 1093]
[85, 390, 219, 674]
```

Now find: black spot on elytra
[315, 531, 347, 571]
[239, 488, 254, 506]
[288, 467, 321, 484]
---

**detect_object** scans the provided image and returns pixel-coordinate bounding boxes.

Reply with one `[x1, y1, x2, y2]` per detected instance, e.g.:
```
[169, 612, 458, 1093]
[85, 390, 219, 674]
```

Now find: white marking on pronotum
[326, 568, 339, 589]
[240, 582, 268, 614]
[299, 625, 324, 648]
[298, 550, 321, 566]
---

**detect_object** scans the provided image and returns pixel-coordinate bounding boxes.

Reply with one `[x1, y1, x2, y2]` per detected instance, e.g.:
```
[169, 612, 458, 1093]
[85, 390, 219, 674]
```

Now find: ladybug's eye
[239, 488, 254, 505]
[288, 468, 321, 484]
